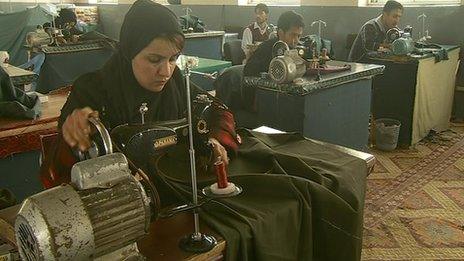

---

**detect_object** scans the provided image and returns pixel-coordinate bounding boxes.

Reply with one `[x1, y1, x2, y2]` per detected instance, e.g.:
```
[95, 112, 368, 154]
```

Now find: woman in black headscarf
[60, 0, 237, 158]
[41, 0, 238, 186]
[41, 1, 369, 261]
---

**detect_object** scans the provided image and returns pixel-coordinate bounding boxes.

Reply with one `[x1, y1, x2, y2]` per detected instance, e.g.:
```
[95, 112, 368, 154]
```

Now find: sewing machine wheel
[386, 28, 401, 43]
[75, 117, 113, 161]
[272, 40, 290, 58]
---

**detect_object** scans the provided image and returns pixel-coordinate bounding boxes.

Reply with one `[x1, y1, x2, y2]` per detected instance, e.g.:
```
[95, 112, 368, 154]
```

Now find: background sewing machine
[25, 26, 112, 55]
[23, 29, 115, 93]
[267, 40, 346, 84]
[368, 24, 446, 60]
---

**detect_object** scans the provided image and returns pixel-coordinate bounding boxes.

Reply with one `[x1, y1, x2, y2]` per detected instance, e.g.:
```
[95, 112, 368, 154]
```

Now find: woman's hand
[62, 107, 99, 151]
[209, 137, 229, 165]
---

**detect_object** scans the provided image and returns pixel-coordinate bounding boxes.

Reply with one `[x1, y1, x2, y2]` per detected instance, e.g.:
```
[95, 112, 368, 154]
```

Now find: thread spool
[209, 157, 236, 195]
[214, 158, 228, 189]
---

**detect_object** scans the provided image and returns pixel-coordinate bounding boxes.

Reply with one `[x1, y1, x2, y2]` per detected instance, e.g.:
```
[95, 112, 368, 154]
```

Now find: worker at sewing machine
[39, 1, 368, 260]
[40, 0, 238, 188]
[47, 8, 83, 44]
[348, 0, 403, 62]
[244, 10, 305, 77]
[241, 3, 271, 61]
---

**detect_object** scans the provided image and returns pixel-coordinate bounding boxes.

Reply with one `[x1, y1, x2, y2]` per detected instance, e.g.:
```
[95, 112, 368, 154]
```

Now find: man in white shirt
[241, 3, 270, 61]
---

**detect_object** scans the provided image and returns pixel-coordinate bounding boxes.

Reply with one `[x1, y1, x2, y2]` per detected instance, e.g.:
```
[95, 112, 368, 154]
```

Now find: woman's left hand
[209, 137, 229, 165]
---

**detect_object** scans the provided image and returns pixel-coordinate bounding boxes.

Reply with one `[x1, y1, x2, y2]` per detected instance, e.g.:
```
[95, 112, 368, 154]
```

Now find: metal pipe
[184, 62, 202, 241]
[417, 13, 427, 40]
[190, 70, 218, 80]
[311, 20, 327, 38]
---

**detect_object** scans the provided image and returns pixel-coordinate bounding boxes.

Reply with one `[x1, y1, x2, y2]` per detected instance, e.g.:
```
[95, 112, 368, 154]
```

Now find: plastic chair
[223, 40, 245, 66]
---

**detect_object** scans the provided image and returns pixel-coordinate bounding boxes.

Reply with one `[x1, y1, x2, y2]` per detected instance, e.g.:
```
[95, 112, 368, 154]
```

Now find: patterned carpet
[362, 123, 464, 261]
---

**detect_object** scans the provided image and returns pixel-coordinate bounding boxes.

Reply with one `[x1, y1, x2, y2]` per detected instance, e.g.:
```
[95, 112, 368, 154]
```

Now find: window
[154, 0, 170, 4]
[239, 0, 300, 6]
[88, 0, 118, 4]
[88, 0, 168, 4]
[368, 0, 460, 6]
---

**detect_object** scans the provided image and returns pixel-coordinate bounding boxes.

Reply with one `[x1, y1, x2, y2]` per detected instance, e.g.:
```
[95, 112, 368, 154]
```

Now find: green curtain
[0, 6, 51, 65]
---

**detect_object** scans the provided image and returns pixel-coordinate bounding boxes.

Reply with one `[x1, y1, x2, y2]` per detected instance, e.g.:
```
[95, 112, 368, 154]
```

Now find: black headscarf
[60, 0, 187, 128]
[119, 0, 183, 61]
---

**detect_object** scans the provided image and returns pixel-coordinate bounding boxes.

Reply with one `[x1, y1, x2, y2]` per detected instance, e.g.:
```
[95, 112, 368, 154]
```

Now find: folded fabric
[0, 188, 16, 210]
[0, 66, 41, 119]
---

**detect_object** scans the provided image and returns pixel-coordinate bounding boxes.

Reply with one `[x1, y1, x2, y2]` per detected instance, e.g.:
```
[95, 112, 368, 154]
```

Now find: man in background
[241, 3, 270, 61]
[244, 10, 304, 77]
[348, 0, 403, 62]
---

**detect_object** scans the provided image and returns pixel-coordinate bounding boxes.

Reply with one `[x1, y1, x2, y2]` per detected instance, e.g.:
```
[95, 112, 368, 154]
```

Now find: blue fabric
[18, 52, 45, 75]
[18, 52, 45, 90]
[0, 66, 41, 119]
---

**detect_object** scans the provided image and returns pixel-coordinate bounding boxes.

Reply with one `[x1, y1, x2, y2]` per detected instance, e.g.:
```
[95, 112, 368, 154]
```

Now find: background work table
[244, 61, 385, 151]
[368, 46, 460, 146]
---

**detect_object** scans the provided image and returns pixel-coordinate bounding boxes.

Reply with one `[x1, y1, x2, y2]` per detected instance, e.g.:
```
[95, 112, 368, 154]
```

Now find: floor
[362, 123, 464, 260]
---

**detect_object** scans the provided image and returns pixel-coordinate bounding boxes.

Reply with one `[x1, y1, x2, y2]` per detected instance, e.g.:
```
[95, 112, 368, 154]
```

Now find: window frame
[367, 0, 461, 6]
[239, 0, 301, 7]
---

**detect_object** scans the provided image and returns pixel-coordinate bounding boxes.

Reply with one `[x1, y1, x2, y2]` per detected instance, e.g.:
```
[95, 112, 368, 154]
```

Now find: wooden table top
[0, 91, 68, 158]
[0, 92, 68, 138]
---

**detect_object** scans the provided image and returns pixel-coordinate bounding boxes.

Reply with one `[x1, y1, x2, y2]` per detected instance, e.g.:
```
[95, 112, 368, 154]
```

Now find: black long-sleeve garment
[243, 37, 278, 77]
[58, 60, 188, 129]
[348, 17, 386, 62]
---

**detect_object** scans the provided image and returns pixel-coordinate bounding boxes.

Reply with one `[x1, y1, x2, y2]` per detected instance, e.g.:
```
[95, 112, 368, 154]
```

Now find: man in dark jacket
[243, 10, 304, 77]
[348, 0, 403, 62]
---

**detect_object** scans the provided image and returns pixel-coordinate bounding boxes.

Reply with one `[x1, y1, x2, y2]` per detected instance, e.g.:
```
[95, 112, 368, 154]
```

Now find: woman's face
[132, 37, 181, 92]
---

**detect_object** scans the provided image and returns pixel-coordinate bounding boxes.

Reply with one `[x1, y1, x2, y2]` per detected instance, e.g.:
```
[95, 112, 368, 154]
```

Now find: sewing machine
[26, 26, 108, 54]
[268, 41, 306, 83]
[386, 26, 415, 56]
[10, 85, 228, 259]
[268, 40, 347, 84]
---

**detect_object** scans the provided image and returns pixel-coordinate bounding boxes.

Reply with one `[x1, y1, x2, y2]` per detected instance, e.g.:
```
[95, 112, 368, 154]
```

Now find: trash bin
[374, 118, 401, 151]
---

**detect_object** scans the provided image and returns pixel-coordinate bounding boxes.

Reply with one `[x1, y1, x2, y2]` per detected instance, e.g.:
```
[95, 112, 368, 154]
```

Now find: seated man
[243, 10, 304, 77]
[241, 3, 270, 61]
[348, 0, 403, 62]
[43, 8, 83, 44]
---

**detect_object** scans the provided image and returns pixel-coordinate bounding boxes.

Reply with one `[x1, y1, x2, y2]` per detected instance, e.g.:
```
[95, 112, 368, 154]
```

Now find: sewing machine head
[385, 26, 415, 56]
[111, 94, 214, 166]
[386, 26, 412, 43]
[15, 100, 215, 260]
[296, 35, 318, 60]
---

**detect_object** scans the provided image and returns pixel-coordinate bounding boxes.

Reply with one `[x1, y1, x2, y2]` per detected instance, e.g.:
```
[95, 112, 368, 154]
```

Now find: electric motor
[15, 153, 151, 261]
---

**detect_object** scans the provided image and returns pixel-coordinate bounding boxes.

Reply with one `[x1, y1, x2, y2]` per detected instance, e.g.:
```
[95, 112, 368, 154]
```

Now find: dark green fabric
[153, 129, 367, 261]
[413, 43, 449, 63]
[0, 188, 16, 210]
[0, 6, 50, 65]
[0, 65, 41, 119]
[35, 48, 113, 94]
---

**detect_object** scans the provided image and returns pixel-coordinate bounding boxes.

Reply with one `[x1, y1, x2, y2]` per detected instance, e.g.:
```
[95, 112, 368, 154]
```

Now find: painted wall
[1, 3, 462, 59]
[84, 4, 464, 60]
